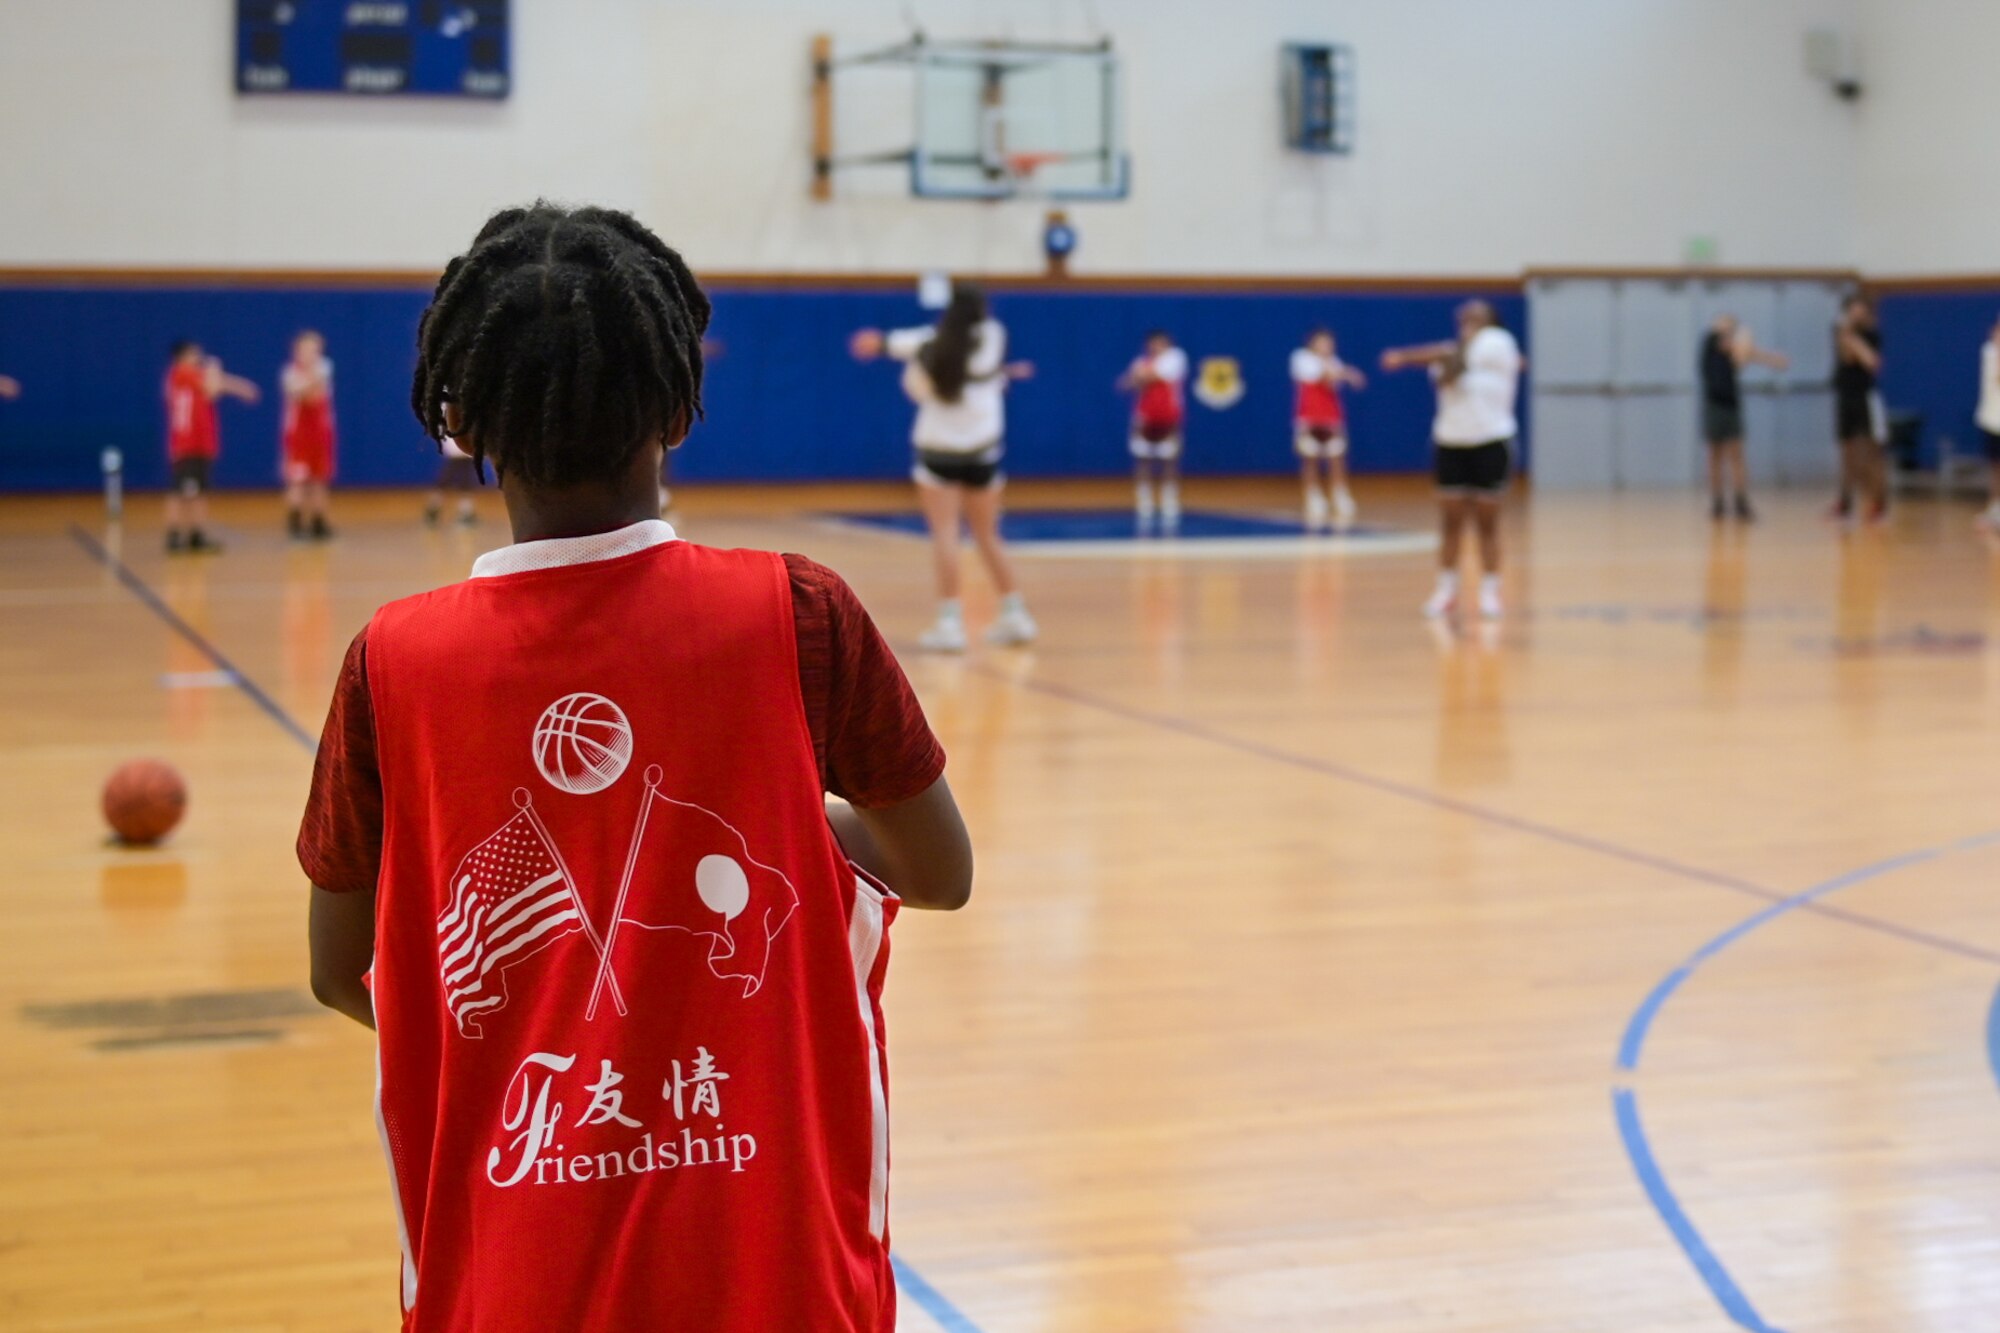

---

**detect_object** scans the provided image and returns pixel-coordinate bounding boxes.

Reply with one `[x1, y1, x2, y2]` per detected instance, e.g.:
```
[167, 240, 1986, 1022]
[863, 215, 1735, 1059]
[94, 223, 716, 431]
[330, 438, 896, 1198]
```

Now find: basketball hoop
[1004, 152, 1066, 194]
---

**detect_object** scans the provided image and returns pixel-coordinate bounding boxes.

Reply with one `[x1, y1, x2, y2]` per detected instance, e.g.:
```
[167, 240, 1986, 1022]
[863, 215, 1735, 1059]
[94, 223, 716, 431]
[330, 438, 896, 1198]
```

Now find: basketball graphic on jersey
[532, 692, 634, 794]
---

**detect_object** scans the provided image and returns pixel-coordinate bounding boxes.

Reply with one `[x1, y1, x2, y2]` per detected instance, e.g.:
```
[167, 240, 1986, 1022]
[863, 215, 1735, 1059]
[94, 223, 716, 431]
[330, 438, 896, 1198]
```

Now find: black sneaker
[310, 514, 332, 541]
[188, 529, 223, 554]
[1711, 496, 1727, 520]
[423, 501, 442, 526]
[287, 509, 305, 539]
[457, 508, 477, 527]
[165, 530, 186, 554]
[1734, 495, 1755, 522]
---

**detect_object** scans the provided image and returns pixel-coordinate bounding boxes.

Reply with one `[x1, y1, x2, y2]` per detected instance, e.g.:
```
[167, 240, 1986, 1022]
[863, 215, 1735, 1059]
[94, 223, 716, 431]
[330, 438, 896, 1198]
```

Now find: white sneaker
[984, 605, 1039, 647]
[1422, 586, 1457, 620]
[1477, 582, 1504, 621]
[918, 615, 968, 653]
[1978, 504, 2000, 532]
[1305, 489, 1330, 531]
[1332, 488, 1357, 527]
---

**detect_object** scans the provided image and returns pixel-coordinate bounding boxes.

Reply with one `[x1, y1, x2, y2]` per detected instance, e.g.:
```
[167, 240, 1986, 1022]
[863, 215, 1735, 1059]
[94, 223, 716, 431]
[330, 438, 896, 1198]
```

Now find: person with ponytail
[852, 282, 1038, 651]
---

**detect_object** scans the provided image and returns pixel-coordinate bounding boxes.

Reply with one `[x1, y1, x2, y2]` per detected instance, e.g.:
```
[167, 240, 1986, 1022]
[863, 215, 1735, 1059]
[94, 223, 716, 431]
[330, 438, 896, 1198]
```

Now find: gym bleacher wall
[1857, 0, 2000, 468]
[0, 0, 1862, 491]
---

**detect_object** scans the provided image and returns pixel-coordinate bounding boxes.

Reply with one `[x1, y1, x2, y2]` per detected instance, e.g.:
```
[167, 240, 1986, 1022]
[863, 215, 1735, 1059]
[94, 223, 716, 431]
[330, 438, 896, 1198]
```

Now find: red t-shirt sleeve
[783, 553, 947, 808]
[296, 628, 385, 895]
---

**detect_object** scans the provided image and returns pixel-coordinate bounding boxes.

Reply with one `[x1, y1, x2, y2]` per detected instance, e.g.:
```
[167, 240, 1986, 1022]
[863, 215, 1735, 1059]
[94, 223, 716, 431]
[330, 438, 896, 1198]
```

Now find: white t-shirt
[1289, 348, 1337, 385]
[282, 359, 333, 400]
[886, 319, 1008, 453]
[1145, 346, 1189, 384]
[1979, 341, 2000, 434]
[1433, 326, 1522, 446]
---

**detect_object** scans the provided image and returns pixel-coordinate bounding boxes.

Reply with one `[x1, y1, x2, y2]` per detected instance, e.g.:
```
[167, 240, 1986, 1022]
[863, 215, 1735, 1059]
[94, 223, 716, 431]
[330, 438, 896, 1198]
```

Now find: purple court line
[976, 666, 2000, 968]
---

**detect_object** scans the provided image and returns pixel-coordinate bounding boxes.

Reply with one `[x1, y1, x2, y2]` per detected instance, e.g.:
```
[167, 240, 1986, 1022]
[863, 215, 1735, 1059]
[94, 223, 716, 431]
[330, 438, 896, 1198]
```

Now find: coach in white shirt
[1382, 301, 1524, 621]
[1978, 314, 2000, 530]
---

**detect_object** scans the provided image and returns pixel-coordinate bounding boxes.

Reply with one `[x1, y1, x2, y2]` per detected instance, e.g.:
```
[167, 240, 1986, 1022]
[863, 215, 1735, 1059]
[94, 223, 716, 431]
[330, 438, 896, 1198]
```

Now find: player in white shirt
[852, 283, 1038, 652]
[1977, 315, 2000, 531]
[1118, 331, 1189, 532]
[1290, 328, 1366, 530]
[1382, 301, 1523, 621]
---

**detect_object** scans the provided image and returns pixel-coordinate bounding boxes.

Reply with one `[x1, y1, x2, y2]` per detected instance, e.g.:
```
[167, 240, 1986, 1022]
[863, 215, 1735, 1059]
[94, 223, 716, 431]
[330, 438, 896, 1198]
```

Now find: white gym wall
[0, 0, 1869, 275]
[1855, 0, 2000, 276]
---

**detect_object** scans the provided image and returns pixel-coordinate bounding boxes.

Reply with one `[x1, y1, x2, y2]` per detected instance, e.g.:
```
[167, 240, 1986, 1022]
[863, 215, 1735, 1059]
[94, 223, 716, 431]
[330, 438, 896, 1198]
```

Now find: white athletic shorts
[1295, 423, 1348, 459]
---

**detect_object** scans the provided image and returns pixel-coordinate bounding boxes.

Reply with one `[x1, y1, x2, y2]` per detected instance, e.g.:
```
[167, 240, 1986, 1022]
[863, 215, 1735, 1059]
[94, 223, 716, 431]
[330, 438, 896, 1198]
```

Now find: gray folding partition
[1527, 273, 1849, 492]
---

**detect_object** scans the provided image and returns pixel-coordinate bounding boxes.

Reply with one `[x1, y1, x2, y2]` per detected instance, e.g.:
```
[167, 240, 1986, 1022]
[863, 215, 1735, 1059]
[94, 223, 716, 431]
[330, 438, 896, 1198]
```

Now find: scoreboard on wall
[236, 2, 509, 98]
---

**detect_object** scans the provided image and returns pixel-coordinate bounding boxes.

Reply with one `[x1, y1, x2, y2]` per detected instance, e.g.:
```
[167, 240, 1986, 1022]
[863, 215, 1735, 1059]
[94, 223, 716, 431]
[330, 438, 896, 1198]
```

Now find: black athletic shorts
[1702, 402, 1744, 445]
[1435, 439, 1512, 497]
[1983, 429, 2000, 463]
[1837, 392, 1883, 442]
[913, 447, 1004, 490]
[171, 457, 213, 494]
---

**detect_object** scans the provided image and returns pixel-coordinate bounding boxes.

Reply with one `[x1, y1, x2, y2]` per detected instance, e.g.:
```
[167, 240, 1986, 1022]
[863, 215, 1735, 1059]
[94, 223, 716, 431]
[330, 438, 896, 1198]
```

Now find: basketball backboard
[812, 33, 1129, 202]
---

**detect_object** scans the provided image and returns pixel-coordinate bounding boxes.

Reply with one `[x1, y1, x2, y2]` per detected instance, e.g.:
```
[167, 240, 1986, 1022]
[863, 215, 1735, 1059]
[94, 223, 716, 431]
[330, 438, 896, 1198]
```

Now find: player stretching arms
[1831, 296, 1887, 525]
[164, 340, 258, 554]
[1291, 328, 1365, 530]
[1699, 314, 1789, 521]
[1382, 301, 1523, 621]
[1119, 330, 1188, 533]
[281, 330, 337, 540]
[852, 283, 1038, 652]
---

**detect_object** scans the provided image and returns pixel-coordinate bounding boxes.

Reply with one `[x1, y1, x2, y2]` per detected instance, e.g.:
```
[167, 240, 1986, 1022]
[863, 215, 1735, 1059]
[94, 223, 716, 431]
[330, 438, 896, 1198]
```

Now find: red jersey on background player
[300, 204, 973, 1333]
[1118, 330, 1188, 533]
[1291, 328, 1365, 531]
[163, 339, 258, 554]
[281, 329, 337, 540]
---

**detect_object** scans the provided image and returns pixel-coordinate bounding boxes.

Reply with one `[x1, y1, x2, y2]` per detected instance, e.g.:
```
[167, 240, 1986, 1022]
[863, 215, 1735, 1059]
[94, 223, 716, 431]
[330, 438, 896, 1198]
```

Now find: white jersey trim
[846, 871, 892, 1241]
[469, 519, 680, 580]
[374, 1045, 420, 1311]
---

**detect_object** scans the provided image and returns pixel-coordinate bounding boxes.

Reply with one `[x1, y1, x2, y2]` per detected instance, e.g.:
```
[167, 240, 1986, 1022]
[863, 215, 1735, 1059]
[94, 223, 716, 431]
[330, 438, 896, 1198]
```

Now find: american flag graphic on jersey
[438, 801, 583, 1038]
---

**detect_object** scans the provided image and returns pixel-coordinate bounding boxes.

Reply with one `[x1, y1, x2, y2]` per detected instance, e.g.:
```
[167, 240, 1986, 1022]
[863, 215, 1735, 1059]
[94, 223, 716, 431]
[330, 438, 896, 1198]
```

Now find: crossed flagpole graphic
[585, 765, 666, 1021]
[517, 786, 630, 1019]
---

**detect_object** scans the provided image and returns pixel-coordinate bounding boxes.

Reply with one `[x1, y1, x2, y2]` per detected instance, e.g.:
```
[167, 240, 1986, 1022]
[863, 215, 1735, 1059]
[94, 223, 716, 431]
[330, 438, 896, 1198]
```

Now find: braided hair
[411, 202, 711, 487]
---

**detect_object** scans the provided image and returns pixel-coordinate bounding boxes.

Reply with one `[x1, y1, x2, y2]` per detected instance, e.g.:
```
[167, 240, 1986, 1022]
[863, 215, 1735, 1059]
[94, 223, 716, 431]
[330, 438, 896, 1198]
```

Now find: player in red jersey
[281, 329, 337, 540]
[1291, 328, 1366, 531]
[300, 203, 971, 1333]
[1119, 330, 1188, 533]
[164, 340, 258, 554]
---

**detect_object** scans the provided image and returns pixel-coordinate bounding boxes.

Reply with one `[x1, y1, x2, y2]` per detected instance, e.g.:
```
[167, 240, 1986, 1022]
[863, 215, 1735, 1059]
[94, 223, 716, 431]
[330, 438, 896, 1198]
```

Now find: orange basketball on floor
[102, 759, 187, 846]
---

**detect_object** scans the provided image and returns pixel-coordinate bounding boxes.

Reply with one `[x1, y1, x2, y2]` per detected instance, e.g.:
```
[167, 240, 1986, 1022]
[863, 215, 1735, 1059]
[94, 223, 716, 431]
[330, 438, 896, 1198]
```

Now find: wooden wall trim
[6, 264, 1996, 295]
[1866, 273, 2000, 295]
[1524, 265, 1862, 284]
[0, 266, 1522, 295]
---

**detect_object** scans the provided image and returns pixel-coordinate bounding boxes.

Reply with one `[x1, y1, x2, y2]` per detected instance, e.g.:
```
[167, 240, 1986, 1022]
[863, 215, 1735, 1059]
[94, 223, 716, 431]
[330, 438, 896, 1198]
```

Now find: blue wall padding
[1877, 283, 2000, 469]
[0, 279, 1524, 491]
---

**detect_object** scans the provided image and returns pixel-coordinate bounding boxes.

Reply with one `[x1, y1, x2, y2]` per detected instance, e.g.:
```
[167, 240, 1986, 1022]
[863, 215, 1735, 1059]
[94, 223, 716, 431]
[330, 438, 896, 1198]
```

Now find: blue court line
[1987, 980, 2000, 1098]
[990, 669, 2000, 968]
[69, 524, 319, 753]
[70, 522, 985, 1332]
[1613, 831, 2000, 1331]
[891, 1253, 985, 1333]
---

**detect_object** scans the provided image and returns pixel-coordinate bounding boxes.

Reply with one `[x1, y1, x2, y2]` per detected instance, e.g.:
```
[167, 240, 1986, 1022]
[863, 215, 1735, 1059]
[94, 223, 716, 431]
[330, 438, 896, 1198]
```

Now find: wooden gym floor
[3, 477, 1999, 1332]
